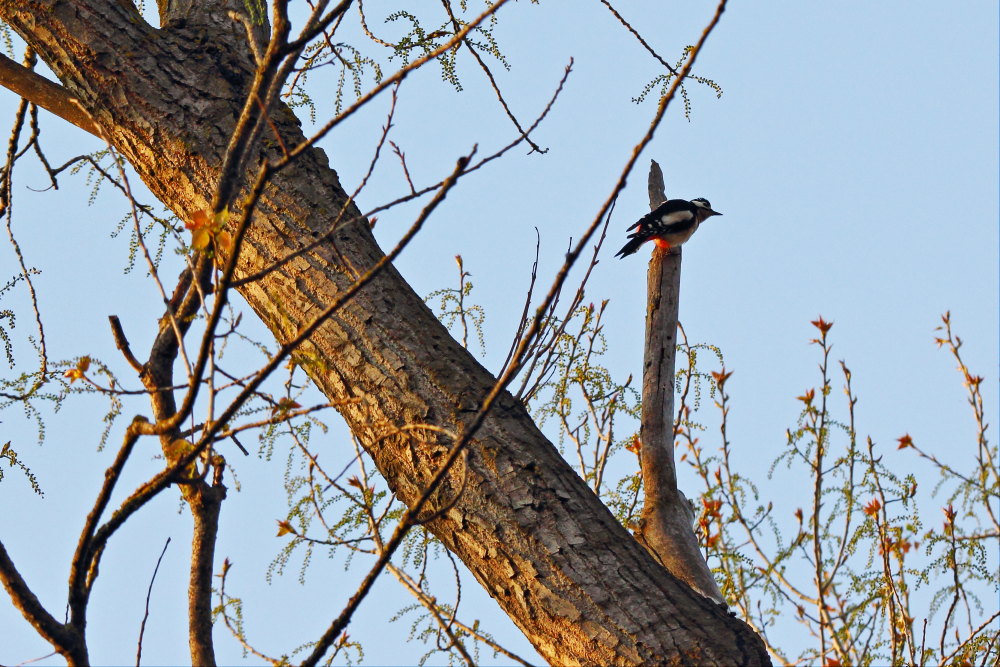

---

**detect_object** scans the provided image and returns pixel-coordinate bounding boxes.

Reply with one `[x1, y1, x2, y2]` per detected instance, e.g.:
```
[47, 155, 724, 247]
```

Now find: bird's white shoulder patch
[660, 210, 693, 225]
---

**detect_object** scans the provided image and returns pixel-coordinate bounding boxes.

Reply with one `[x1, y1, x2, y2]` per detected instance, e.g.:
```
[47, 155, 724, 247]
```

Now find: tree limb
[0, 53, 100, 137]
[188, 482, 226, 666]
[0, 539, 86, 664]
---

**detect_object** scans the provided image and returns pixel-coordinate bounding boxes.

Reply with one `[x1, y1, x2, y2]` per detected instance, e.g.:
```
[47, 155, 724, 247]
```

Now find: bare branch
[81, 151, 476, 583]
[135, 538, 171, 667]
[0, 540, 84, 663]
[0, 53, 101, 136]
[439, 0, 546, 154]
[68, 417, 153, 628]
[0, 62, 48, 402]
[109, 316, 144, 374]
[600, 0, 679, 75]
[188, 477, 226, 666]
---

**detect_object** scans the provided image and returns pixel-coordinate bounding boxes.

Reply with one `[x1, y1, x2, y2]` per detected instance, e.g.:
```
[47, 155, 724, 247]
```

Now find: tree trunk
[0, 2, 769, 664]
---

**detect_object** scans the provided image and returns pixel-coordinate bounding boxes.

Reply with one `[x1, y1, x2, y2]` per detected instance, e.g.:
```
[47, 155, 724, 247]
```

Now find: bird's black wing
[624, 198, 696, 232]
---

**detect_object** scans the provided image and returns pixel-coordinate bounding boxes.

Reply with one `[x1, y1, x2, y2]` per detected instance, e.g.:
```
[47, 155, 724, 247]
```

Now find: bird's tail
[614, 235, 647, 258]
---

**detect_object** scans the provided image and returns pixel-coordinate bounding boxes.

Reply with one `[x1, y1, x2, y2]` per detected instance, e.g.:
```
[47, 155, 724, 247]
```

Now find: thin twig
[0, 55, 48, 400]
[231, 56, 571, 290]
[439, 0, 545, 153]
[135, 537, 171, 667]
[600, 0, 679, 75]
[81, 151, 475, 584]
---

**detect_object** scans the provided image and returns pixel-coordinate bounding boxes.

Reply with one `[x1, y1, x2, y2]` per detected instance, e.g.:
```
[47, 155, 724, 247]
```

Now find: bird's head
[691, 197, 722, 221]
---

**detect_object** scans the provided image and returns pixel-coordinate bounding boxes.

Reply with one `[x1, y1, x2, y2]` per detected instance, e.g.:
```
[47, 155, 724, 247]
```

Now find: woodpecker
[614, 197, 722, 258]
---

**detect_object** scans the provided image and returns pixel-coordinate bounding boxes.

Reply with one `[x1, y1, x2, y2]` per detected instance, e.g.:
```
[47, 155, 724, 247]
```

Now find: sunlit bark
[0, 1, 768, 663]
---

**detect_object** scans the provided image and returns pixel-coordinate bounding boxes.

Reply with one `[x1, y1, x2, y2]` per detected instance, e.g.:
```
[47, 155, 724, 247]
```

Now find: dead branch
[633, 158, 724, 603]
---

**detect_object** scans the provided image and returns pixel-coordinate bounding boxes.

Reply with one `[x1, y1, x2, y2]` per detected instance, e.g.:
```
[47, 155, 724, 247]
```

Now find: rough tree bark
[0, 1, 769, 664]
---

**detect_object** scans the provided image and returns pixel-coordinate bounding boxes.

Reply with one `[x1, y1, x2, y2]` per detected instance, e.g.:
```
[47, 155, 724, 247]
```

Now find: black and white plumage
[614, 197, 722, 258]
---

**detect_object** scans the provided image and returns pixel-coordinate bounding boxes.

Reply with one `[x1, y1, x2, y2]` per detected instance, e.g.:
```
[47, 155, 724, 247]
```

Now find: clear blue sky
[1, 2, 996, 665]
